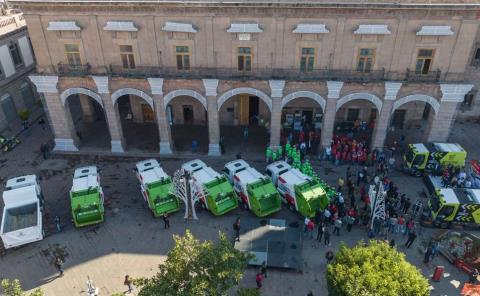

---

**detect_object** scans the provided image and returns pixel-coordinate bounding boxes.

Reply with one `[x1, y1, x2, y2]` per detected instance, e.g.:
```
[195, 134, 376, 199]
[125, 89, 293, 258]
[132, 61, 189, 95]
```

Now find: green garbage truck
[70, 166, 105, 227]
[134, 159, 179, 217]
[182, 159, 238, 216]
[266, 161, 331, 218]
[232, 166, 281, 217]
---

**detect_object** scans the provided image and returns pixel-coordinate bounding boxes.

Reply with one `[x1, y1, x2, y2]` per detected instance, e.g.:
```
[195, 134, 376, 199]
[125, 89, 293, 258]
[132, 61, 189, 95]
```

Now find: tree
[134, 230, 252, 296]
[236, 288, 261, 296]
[1, 279, 43, 296]
[326, 240, 429, 296]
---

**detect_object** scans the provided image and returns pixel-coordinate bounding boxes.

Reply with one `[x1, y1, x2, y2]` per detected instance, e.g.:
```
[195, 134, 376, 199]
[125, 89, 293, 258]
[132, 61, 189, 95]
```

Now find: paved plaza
[0, 121, 479, 295]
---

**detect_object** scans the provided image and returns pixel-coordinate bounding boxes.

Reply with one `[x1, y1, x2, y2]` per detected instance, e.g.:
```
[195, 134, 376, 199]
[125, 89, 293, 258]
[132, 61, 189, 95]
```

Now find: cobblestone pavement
[0, 122, 479, 296]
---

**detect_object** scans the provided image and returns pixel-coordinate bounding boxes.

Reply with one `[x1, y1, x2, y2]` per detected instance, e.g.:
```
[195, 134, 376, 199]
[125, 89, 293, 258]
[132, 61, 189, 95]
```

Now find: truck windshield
[405, 149, 414, 163]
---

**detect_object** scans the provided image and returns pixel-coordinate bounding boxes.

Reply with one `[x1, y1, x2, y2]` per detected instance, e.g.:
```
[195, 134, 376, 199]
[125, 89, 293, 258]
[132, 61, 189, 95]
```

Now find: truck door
[436, 204, 456, 223]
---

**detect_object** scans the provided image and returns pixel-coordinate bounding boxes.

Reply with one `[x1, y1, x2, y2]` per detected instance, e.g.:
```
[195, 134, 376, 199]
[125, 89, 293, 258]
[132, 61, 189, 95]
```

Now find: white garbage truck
[0, 175, 44, 249]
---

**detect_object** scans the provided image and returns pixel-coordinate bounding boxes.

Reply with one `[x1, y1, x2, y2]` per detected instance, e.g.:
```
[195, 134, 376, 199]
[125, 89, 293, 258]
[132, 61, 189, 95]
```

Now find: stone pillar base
[54, 138, 78, 151]
[111, 140, 125, 153]
[159, 141, 173, 155]
[208, 143, 221, 156]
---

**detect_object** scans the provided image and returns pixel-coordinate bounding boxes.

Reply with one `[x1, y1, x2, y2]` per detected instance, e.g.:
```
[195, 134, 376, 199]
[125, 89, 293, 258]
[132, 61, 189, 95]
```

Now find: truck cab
[1, 175, 44, 249]
[135, 159, 179, 217]
[423, 188, 480, 228]
[70, 166, 105, 227]
[223, 159, 249, 184]
[405, 143, 466, 176]
[233, 166, 281, 217]
[265, 161, 292, 186]
[276, 168, 329, 218]
[183, 159, 238, 216]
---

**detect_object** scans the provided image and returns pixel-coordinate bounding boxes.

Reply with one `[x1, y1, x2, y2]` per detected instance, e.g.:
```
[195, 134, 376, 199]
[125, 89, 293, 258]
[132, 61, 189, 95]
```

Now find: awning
[47, 21, 81, 31]
[227, 23, 263, 33]
[354, 24, 391, 35]
[293, 24, 329, 34]
[162, 21, 197, 33]
[104, 21, 138, 32]
[416, 26, 454, 36]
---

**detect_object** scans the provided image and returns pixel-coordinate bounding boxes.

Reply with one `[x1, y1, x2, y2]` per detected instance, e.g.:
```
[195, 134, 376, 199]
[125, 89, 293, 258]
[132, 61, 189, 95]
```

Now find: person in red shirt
[256, 272, 264, 289]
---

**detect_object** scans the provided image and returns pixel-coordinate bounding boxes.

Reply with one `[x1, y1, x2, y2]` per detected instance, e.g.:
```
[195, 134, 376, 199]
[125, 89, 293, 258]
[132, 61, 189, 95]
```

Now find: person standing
[304, 217, 311, 235]
[324, 226, 331, 246]
[55, 256, 64, 277]
[261, 261, 267, 278]
[333, 217, 342, 236]
[337, 177, 345, 192]
[317, 222, 325, 242]
[397, 215, 405, 234]
[405, 231, 417, 248]
[255, 272, 264, 289]
[38, 117, 46, 130]
[403, 198, 411, 214]
[124, 275, 133, 293]
[346, 213, 355, 232]
[424, 246, 433, 264]
[307, 219, 315, 239]
[162, 213, 170, 229]
[325, 250, 334, 264]
[233, 218, 241, 242]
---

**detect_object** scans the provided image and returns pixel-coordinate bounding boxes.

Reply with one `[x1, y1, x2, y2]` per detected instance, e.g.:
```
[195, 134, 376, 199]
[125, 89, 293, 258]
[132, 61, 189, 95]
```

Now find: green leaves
[326, 241, 429, 296]
[135, 230, 252, 296]
[1, 279, 43, 296]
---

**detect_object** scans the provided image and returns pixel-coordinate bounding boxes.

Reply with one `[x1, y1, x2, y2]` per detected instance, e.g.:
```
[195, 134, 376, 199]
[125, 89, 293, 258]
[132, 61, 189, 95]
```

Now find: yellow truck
[404, 143, 466, 176]
[422, 188, 480, 228]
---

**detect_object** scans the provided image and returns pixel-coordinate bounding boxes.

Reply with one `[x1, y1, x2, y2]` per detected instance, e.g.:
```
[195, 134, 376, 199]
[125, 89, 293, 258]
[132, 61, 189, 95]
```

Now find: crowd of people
[440, 164, 480, 189]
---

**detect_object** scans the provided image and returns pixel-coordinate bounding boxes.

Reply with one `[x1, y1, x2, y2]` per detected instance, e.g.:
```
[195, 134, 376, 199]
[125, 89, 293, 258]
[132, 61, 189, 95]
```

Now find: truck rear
[135, 159, 179, 217]
[70, 166, 105, 227]
[189, 164, 238, 216]
[233, 167, 281, 217]
[0, 175, 43, 249]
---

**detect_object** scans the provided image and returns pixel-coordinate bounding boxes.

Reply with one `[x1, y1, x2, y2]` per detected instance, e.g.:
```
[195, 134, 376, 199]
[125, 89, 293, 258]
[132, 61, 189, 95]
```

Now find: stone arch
[281, 91, 326, 111]
[336, 92, 383, 112]
[60, 88, 103, 108]
[218, 87, 272, 111]
[392, 94, 440, 115]
[163, 89, 207, 110]
[111, 88, 154, 109]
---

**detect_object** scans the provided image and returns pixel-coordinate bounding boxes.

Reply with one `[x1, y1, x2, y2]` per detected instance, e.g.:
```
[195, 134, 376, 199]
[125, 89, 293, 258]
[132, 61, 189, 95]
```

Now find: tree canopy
[1, 279, 43, 296]
[134, 230, 252, 296]
[326, 240, 430, 296]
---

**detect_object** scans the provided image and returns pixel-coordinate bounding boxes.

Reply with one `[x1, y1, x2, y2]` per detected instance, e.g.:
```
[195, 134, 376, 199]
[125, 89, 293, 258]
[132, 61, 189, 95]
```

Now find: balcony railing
[55, 64, 466, 83]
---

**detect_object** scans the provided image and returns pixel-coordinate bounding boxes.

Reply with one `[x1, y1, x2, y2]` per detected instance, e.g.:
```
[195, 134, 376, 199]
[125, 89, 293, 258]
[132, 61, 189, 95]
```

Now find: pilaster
[269, 80, 285, 149]
[321, 81, 344, 147]
[148, 78, 173, 155]
[203, 79, 221, 156]
[29, 75, 79, 151]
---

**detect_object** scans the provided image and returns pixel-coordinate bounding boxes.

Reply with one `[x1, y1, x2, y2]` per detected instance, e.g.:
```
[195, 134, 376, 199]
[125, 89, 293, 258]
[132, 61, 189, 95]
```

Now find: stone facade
[12, 0, 479, 153]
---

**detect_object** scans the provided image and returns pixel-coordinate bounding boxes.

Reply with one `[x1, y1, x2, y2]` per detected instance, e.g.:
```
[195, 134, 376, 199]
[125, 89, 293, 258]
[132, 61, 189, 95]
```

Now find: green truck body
[70, 166, 104, 228]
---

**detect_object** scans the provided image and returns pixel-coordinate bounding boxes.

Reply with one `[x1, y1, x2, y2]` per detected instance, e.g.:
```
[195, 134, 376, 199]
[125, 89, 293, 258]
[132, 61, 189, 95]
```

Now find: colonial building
[10, 0, 479, 155]
[0, 6, 39, 134]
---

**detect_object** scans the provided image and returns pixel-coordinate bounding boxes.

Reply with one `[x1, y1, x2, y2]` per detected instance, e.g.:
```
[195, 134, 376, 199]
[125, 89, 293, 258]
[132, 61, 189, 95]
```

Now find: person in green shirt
[277, 146, 283, 159]
[272, 150, 278, 162]
[266, 147, 272, 163]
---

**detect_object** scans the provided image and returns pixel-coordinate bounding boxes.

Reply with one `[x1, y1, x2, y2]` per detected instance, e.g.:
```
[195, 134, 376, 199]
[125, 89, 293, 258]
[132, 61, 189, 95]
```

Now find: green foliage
[236, 287, 261, 296]
[134, 230, 252, 296]
[1, 279, 43, 296]
[326, 241, 429, 296]
[18, 109, 30, 121]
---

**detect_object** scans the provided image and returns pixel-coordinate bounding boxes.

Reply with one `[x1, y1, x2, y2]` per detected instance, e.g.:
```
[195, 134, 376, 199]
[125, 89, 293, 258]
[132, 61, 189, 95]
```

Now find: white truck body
[265, 161, 292, 186]
[233, 167, 263, 208]
[71, 166, 102, 195]
[182, 159, 207, 174]
[1, 175, 43, 249]
[277, 168, 310, 210]
[182, 160, 219, 210]
[223, 159, 249, 184]
[135, 159, 169, 203]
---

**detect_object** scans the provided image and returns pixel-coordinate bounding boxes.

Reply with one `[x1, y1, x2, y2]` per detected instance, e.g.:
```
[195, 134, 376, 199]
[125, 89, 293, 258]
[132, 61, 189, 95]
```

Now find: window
[415, 49, 434, 74]
[300, 48, 315, 72]
[356, 48, 375, 73]
[64, 44, 81, 67]
[175, 46, 190, 70]
[9, 42, 23, 68]
[120, 45, 135, 69]
[238, 47, 252, 72]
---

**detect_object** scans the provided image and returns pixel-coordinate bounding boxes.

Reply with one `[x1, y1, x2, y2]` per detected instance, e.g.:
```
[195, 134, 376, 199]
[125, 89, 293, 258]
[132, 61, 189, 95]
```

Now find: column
[320, 81, 344, 147]
[426, 84, 473, 142]
[269, 80, 285, 149]
[29, 75, 79, 151]
[203, 79, 221, 156]
[148, 78, 173, 154]
[371, 82, 402, 149]
[92, 76, 125, 153]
